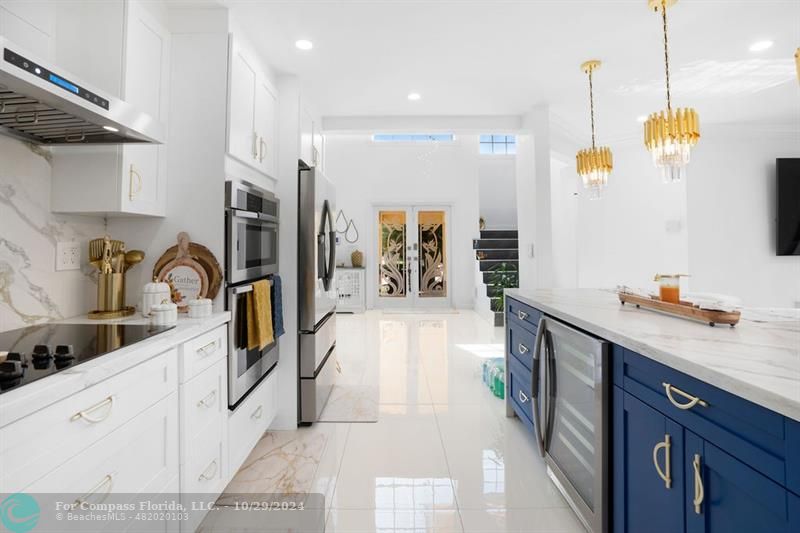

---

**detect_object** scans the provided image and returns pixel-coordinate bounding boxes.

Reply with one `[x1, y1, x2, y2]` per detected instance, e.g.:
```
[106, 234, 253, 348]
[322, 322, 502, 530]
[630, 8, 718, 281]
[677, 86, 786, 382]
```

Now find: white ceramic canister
[187, 298, 212, 318]
[142, 279, 171, 317]
[150, 301, 178, 326]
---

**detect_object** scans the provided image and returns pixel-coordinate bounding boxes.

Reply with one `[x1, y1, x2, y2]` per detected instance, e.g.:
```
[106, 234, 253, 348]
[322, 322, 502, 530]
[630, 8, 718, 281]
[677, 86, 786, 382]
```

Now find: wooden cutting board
[618, 292, 741, 327]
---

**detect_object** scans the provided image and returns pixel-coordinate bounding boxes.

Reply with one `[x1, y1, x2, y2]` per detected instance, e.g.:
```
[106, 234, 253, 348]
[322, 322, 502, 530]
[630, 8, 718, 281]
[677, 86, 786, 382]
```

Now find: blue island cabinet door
[613, 389, 685, 533]
[685, 431, 800, 533]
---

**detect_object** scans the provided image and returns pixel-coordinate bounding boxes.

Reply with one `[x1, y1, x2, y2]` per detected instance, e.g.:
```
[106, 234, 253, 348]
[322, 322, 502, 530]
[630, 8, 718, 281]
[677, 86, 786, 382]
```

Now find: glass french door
[375, 206, 451, 308]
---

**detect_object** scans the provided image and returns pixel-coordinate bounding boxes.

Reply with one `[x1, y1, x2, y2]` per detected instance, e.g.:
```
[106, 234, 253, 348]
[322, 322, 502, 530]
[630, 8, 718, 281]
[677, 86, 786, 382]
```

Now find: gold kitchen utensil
[89, 237, 125, 261]
[124, 250, 145, 271]
[101, 236, 113, 274]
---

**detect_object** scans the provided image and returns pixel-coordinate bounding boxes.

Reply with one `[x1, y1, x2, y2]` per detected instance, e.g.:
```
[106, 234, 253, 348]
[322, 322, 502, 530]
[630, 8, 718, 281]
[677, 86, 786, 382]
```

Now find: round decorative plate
[153, 233, 223, 310]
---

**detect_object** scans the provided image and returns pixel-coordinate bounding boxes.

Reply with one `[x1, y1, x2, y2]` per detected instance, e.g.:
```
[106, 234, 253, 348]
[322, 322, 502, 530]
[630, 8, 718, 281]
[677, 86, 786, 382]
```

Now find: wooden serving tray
[618, 292, 740, 327]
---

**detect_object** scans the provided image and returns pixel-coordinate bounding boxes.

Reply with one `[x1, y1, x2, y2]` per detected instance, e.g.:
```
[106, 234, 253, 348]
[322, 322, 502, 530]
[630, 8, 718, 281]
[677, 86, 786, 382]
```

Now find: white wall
[478, 156, 516, 229]
[324, 134, 481, 309]
[550, 156, 578, 288]
[687, 127, 800, 308]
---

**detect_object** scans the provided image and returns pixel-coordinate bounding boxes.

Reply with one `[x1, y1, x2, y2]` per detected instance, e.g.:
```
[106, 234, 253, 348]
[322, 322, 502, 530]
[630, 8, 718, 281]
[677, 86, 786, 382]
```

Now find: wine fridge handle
[531, 317, 547, 457]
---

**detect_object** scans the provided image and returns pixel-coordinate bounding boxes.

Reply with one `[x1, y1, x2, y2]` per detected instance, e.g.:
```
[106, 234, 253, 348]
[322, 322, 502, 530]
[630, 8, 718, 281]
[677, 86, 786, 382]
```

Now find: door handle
[653, 434, 672, 489]
[693, 454, 704, 514]
[530, 317, 547, 457]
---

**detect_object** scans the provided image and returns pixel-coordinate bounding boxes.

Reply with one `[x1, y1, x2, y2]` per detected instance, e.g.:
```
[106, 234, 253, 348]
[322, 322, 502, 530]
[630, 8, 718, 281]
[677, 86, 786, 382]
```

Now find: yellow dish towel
[247, 279, 274, 351]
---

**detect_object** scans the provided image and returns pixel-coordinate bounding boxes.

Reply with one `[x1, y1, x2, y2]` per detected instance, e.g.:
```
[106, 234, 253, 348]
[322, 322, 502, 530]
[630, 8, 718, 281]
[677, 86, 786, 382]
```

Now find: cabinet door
[613, 389, 685, 533]
[685, 432, 800, 533]
[0, 0, 54, 60]
[300, 106, 314, 166]
[228, 43, 257, 166]
[120, 0, 170, 216]
[254, 79, 278, 177]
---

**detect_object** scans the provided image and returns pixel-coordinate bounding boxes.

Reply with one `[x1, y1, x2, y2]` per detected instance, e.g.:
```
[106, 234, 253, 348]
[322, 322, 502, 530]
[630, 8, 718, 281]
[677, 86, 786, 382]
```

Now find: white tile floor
[225, 310, 585, 533]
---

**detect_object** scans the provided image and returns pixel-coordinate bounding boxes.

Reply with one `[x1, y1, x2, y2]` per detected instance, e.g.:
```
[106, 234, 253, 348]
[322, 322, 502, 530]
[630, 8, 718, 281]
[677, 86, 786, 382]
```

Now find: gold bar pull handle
[663, 382, 708, 410]
[693, 454, 705, 514]
[129, 164, 143, 201]
[652, 434, 672, 488]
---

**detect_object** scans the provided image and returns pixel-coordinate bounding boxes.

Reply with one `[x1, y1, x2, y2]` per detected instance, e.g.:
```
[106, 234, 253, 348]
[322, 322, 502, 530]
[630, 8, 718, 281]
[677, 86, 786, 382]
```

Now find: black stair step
[473, 238, 519, 250]
[489, 296, 504, 311]
[480, 259, 519, 272]
[476, 249, 518, 261]
[481, 229, 518, 239]
[483, 271, 519, 285]
[493, 311, 505, 327]
[487, 285, 514, 297]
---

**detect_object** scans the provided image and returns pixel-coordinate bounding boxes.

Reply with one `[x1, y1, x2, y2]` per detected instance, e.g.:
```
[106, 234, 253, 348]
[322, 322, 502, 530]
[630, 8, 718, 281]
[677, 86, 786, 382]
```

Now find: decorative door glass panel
[378, 211, 407, 297]
[417, 210, 447, 298]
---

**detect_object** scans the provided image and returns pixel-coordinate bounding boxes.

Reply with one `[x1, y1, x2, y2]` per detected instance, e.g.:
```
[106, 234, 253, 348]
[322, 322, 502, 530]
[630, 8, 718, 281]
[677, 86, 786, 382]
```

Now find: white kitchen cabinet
[300, 105, 314, 167]
[226, 36, 278, 178]
[0, 0, 54, 60]
[228, 371, 277, 478]
[51, 0, 170, 216]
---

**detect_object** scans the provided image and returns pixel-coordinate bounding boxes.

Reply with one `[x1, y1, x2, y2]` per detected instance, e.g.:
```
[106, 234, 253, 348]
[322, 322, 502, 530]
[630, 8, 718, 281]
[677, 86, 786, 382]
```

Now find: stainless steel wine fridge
[531, 316, 609, 533]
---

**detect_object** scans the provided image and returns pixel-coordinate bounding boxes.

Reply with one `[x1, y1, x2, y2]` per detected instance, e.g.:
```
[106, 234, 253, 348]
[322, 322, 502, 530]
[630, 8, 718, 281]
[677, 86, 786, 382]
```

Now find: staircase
[473, 229, 519, 326]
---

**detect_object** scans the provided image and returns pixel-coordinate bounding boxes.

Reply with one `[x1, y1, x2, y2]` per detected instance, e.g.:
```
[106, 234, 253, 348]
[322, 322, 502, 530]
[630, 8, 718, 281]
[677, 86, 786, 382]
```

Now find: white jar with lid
[187, 298, 212, 319]
[150, 301, 178, 326]
[142, 278, 171, 317]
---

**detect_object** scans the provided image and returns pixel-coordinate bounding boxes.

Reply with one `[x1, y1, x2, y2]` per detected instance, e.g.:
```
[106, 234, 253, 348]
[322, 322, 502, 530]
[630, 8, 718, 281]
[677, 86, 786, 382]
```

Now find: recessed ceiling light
[295, 39, 313, 51]
[103, 125, 119, 132]
[407, 92, 421, 101]
[636, 115, 648, 123]
[749, 40, 773, 52]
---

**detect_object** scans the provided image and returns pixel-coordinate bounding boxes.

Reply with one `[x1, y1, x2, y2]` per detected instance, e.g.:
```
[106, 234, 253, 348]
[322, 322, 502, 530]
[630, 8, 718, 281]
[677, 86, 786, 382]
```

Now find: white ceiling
[228, 0, 800, 139]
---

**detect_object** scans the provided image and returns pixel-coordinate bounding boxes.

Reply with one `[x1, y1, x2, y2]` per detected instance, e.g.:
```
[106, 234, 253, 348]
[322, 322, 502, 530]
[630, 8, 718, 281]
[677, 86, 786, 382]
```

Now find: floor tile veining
[222, 311, 584, 532]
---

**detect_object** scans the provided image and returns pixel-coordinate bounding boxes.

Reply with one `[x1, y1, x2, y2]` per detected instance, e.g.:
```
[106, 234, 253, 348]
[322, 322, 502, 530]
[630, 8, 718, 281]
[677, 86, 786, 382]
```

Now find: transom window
[480, 134, 517, 155]
[373, 133, 454, 142]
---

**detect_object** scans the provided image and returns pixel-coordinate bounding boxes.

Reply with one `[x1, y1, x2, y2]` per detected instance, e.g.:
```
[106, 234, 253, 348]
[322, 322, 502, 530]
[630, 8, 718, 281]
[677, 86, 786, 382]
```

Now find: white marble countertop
[506, 288, 800, 422]
[0, 312, 230, 427]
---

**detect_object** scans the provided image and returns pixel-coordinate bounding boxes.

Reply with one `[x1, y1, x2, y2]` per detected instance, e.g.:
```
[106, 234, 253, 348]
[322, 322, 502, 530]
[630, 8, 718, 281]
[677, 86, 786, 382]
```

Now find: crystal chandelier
[644, 0, 700, 183]
[576, 60, 612, 200]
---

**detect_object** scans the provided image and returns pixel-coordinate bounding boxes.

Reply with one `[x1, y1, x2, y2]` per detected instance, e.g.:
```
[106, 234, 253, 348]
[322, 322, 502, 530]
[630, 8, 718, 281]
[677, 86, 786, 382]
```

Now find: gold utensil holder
[89, 273, 135, 319]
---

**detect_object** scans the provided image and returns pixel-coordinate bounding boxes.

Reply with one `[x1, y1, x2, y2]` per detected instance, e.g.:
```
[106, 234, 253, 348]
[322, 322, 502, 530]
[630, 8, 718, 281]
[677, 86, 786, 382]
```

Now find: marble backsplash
[0, 136, 106, 332]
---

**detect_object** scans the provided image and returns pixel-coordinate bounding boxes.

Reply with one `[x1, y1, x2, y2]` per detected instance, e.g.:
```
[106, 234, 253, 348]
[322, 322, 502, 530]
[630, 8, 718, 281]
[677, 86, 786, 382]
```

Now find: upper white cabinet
[226, 37, 278, 179]
[51, 0, 170, 217]
[0, 0, 54, 60]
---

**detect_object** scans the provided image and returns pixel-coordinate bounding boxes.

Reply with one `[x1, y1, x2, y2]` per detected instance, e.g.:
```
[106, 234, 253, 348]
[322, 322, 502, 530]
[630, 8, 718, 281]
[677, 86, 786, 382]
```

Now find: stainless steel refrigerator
[298, 164, 337, 424]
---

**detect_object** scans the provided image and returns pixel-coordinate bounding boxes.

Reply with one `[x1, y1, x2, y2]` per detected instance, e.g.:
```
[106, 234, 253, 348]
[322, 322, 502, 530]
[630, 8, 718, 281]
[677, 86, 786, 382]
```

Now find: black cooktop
[0, 323, 175, 394]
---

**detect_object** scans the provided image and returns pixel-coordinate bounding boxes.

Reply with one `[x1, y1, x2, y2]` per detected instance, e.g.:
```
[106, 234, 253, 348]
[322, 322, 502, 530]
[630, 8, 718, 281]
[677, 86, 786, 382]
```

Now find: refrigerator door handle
[531, 317, 547, 457]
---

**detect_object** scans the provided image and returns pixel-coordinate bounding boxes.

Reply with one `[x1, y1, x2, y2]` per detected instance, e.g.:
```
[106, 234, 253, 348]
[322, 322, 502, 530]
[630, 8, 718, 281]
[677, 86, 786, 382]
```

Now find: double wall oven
[225, 179, 280, 408]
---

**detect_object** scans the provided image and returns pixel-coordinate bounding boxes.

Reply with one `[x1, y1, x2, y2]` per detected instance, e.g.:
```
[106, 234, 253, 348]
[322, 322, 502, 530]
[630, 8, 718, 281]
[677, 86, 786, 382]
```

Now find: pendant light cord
[661, 0, 672, 111]
[588, 69, 596, 149]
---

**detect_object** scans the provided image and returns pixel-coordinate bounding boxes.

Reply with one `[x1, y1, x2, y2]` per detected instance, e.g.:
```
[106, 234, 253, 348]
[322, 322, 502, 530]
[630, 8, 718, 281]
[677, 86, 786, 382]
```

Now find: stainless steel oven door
[226, 210, 279, 284]
[227, 281, 279, 408]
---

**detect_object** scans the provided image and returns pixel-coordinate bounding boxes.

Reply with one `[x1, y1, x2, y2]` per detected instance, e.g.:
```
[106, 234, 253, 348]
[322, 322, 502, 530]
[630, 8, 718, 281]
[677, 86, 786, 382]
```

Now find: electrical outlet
[56, 241, 81, 271]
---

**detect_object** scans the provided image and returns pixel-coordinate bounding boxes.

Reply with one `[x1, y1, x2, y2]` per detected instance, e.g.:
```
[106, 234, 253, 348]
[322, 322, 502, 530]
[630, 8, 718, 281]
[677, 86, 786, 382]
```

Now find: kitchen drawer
[25, 392, 178, 496]
[508, 356, 535, 432]
[182, 358, 226, 440]
[507, 319, 537, 372]
[0, 348, 177, 493]
[181, 324, 227, 383]
[183, 420, 225, 494]
[228, 371, 277, 476]
[506, 297, 542, 334]
[617, 347, 791, 489]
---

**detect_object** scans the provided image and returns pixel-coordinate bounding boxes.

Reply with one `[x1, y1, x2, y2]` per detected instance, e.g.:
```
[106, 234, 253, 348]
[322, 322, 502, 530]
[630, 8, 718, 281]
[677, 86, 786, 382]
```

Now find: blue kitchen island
[503, 288, 800, 533]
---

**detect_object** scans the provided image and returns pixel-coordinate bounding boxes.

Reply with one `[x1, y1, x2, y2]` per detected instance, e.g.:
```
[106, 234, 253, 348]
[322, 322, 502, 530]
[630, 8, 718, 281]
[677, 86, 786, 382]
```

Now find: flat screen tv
[777, 158, 800, 256]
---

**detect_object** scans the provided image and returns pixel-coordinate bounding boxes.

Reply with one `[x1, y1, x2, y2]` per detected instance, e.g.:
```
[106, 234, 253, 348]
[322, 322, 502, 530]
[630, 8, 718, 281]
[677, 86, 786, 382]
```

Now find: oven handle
[232, 284, 253, 295]
[230, 209, 278, 224]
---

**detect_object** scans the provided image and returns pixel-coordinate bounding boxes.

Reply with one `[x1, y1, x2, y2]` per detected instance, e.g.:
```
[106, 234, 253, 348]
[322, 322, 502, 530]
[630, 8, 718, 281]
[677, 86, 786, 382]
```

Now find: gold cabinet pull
[197, 389, 217, 408]
[251, 404, 263, 420]
[129, 164, 143, 201]
[74, 473, 115, 506]
[198, 459, 218, 482]
[663, 382, 708, 410]
[693, 454, 704, 514]
[252, 131, 259, 159]
[196, 340, 217, 358]
[259, 137, 267, 162]
[70, 396, 115, 423]
[652, 434, 672, 488]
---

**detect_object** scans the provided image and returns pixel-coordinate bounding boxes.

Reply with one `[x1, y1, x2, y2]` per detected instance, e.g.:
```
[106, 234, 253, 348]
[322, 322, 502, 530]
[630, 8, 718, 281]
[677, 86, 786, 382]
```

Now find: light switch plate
[56, 241, 81, 271]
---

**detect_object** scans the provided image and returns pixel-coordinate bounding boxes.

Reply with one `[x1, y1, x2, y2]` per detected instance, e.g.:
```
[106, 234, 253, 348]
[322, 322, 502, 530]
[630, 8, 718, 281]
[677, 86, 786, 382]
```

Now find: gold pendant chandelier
[576, 60, 612, 200]
[644, 0, 700, 183]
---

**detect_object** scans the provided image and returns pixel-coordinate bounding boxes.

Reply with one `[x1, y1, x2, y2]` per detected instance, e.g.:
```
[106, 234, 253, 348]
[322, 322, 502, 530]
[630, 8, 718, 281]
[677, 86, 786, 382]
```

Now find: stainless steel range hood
[0, 37, 164, 145]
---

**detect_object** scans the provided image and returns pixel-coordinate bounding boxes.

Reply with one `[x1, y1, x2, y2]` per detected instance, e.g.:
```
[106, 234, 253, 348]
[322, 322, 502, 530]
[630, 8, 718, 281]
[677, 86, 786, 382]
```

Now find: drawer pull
[518, 390, 529, 404]
[198, 459, 218, 482]
[71, 396, 115, 423]
[693, 454, 704, 514]
[652, 434, 672, 489]
[197, 389, 217, 408]
[251, 405, 263, 420]
[662, 382, 708, 410]
[517, 310, 529, 320]
[518, 343, 529, 355]
[74, 473, 115, 506]
[197, 340, 217, 357]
